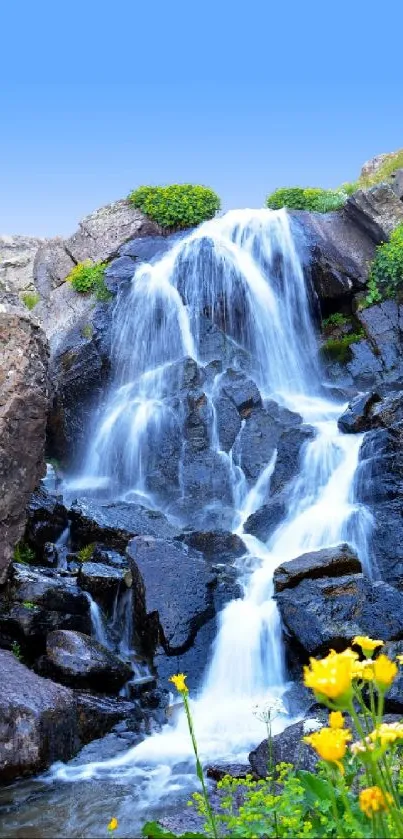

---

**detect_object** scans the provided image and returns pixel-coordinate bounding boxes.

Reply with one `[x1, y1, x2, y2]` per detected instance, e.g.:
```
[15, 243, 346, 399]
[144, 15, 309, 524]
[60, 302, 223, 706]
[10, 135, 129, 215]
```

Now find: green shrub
[321, 331, 364, 362]
[11, 641, 22, 661]
[266, 187, 346, 213]
[366, 224, 403, 305]
[81, 323, 94, 340]
[67, 260, 111, 301]
[13, 542, 35, 565]
[128, 184, 221, 230]
[77, 543, 96, 562]
[21, 291, 40, 310]
[322, 312, 349, 329]
[22, 601, 37, 610]
[358, 149, 403, 189]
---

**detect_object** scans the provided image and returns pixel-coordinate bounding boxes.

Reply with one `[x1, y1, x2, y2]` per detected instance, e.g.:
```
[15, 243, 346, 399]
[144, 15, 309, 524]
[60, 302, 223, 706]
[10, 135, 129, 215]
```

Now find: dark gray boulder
[0, 564, 91, 653]
[276, 574, 403, 657]
[390, 168, 403, 200]
[219, 369, 262, 416]
[181, 530, 246, 563]
[70, 498, 179, 550]
[214, 393, 242, 451]
[38, 629, 132, 692]
[245, 495, 287, 541]
[337, 392, 381, 433]
[344, 184, 403, 243]
[127, 536, 216, 655]
[25, 485, 68, 548]
[273, 544, 361, 592]
[270, 425, 314, 495]
[0, 650, 78, 782]
[249, 720, 321, 778]
[75, 691, 142, 743]
[78, 561, 132, 609]
[384, 641, 403, 713]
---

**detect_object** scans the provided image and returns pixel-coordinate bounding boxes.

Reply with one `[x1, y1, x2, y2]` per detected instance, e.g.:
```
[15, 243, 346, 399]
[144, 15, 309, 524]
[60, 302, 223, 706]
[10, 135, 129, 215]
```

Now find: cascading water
[45, 209, 373, 830]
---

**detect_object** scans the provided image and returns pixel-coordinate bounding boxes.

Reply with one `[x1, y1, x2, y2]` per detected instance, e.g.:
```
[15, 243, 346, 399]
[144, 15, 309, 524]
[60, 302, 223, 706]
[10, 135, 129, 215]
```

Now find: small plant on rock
[21, 291, 40, 310]
[322, 312, 349, 329]
[67, 260, 112, 301]
[11, 641, 22, 661]
[13, 542, 35, 564]
[366, 224, 403, 305]
[128, 184, 221, 231]
[266, 187, 346, 213]
[77, 543, 96, 562]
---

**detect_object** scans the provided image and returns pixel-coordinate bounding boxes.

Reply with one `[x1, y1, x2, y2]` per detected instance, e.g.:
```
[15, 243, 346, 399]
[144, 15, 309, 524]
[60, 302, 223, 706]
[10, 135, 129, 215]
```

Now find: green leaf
[141, 823, 205, 839]
[296, 770, 335, 804]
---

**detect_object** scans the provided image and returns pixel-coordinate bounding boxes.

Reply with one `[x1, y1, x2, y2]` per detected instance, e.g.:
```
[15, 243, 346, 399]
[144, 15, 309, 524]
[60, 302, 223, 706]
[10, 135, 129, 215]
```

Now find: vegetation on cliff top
[266, 187, 347, 213]
[128, 184, 221, 230]
[366, 224, 403, 305]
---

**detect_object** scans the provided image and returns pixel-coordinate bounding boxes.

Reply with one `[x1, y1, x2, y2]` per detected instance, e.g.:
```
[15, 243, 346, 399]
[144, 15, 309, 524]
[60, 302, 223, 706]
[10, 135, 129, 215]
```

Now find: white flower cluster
[252, 697, 286, 722]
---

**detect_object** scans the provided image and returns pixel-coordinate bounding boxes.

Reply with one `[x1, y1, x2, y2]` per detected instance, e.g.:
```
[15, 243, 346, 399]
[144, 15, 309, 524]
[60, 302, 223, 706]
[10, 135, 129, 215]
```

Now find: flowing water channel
[0, 209, 374, 837]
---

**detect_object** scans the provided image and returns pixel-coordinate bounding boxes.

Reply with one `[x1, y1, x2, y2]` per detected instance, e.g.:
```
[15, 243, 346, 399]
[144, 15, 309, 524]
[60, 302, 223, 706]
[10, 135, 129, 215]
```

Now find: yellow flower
[352, 636, 384, 658]
[169, 673, 188, 694]
[107, 818, 118, 832]
[303, 726, 351, 769]
[373, 654, 397, 689]
[351, 737, 374, 756]
[329, 711, 344, 729]
[369, 722, 403, 746]
[352, 660, 374, 681]
[303, 650, 355, 702]
[359, 786, 392, 817]
[396, 655, 403, 665]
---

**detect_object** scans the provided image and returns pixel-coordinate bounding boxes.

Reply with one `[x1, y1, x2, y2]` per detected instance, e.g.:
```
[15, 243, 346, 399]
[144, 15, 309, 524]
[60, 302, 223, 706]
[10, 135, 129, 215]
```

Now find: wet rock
[237, 407, 281, 484]
[206, 763, 252, 781]
[38, 630, 132, 692]
[270, 425, 314, 495]
[369, 391, 403, 431]
[214, 393, 242, 451]
[356, 300, 403, 386]
[0, 649, 78, 782]
[220, 369, 262, 416]
[78, 561, 131, 609]
[179, 449, 234, 518]
[384, 642, 403, 713]
[345, 184, 403, 243]
[244, 495, 286, 541]
[181, 531, 246, 562]
[276, 574, 403, 657]
[70, 498, 179, 551]
[273, 544, 361, 592]
[337, 391, 381, 433]
[0, 564, 91, 653]
[74, 691, 140, 743]
[25, 485, 68, 548]
[184, 390, 210, 452]
[249, 720, 320, 777]
[127, 536, 216, 656]
[0, 307, 49, 581]
[104, 255, 137, 291]
[91, 546, 129, 569]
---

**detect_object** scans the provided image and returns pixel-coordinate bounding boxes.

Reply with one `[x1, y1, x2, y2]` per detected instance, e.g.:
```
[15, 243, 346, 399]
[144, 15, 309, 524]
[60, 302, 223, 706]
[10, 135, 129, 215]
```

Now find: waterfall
[52, 209, 373, 798]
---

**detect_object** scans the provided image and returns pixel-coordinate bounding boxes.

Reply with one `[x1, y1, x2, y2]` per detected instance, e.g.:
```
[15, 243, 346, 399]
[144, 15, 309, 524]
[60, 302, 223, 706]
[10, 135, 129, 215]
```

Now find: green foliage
[11, 641, 22, 661]
[77, 543, 96, 562]
[81, 323, 94, 340]
[128, 184, 221, 230]
[321, 331, 364, 362]
[366, 224, 403, 305]
[21, 291, 40, 310]
[322, 312, 349, 329]
[13, 542, 35, 565]
[67, 260, 112, 301]
[22, 601, 37, 610]
[266, 187, 346, 213]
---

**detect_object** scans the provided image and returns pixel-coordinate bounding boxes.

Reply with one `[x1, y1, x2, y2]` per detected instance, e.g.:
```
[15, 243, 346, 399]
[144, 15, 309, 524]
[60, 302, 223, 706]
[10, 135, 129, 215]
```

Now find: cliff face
[0, 305, 49, 581]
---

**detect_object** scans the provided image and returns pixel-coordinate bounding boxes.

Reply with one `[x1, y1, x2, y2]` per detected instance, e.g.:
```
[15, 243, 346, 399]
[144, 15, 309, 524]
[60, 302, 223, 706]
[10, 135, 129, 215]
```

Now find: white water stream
[50, 210, 373, 813]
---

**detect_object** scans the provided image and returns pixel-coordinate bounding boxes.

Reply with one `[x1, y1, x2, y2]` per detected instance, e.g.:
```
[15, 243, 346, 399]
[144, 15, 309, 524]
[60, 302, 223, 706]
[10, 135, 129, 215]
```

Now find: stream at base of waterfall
[0, 209, 373, 838]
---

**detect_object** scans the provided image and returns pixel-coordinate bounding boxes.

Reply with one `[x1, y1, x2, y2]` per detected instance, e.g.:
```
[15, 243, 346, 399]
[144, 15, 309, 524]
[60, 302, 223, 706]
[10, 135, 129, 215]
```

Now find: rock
[276, 574, 403, 657]
[245, 495, 287, 541]
[273, 545, 361, 592]
[360, 150, 403, 180]
[214, 393, 242, 451]
[33, 239, 75, 299]
[38, 630, 132, 691]
[118, 231, 187, 262]
[337, 392, 381, 433]
[220, 369, 262, 416]
[25, 485, 68, 548]
[75, 691, 141, 743]
[0, 235, 43, 298]
[291, 209, 375, 310]
[0, 564, 91, 653]
[356, 301, 403, 387]
[178, 450, 234, 522]
[181, 531, 246, 562]
[127, 536, 216, 656]
[0, 649, 78, 782]
[345, 184, 403, 244]
[237, 407, 281, 484]
[104, 255, 137, 291]
[249, 720, 320, 778]
[78, 561, 131, 609]
[0, 308, 49, 581]
[270, 425, 314, 495]
[34, 279, 98, 356]
[64, 199, 160, 264]
[206, 763, 252, 781]
[390, 168, 403, 201]
[70, 498, 179, 551]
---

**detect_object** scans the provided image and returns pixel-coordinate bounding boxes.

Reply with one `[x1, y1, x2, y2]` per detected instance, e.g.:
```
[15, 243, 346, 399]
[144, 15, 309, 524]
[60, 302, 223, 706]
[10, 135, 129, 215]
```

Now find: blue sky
[1, 1, 402, 237]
